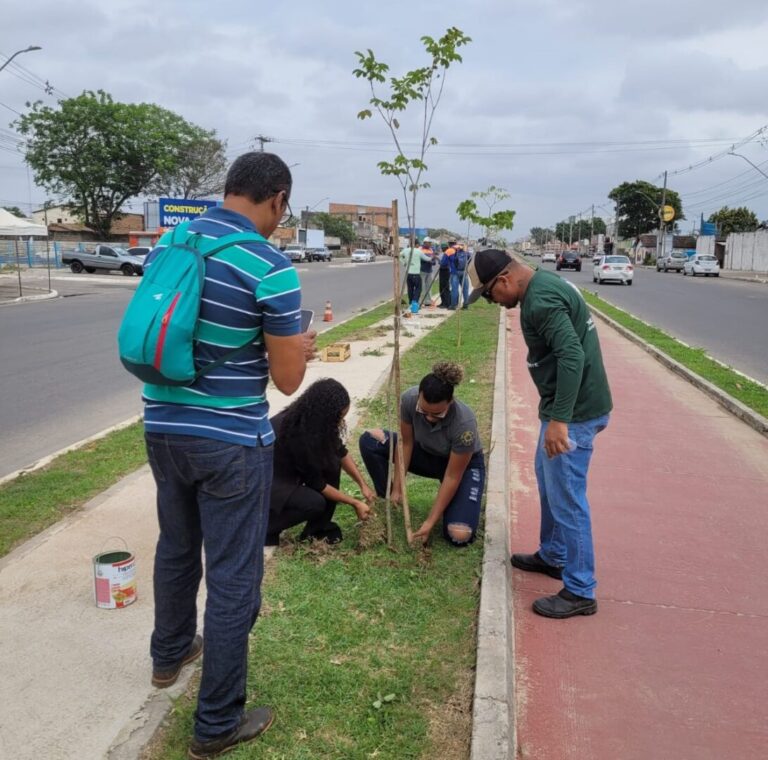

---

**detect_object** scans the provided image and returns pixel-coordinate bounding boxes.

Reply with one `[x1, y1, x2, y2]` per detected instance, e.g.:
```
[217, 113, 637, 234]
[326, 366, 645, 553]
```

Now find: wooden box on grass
[320, 343, 351, 362]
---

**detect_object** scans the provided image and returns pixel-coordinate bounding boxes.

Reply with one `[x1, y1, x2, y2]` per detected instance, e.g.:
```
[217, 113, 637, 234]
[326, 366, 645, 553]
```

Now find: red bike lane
[505, 311, 768, 760]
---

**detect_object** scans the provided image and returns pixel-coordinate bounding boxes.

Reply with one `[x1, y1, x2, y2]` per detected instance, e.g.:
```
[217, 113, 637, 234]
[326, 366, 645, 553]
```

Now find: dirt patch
[422, 661, 475, 760]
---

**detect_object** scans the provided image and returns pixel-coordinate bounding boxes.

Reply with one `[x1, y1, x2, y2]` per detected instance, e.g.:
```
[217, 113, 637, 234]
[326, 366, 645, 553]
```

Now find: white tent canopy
[0, 208, 48, 237]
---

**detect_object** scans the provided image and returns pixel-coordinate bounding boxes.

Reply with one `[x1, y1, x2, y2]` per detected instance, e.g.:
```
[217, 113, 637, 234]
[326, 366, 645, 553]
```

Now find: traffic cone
[323, 300, 333, 322]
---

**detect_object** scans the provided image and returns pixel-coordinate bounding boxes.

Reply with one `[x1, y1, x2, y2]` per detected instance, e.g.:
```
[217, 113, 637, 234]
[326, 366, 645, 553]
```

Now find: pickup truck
[283, 244, 308, 263]
[61, 245, 144, 276]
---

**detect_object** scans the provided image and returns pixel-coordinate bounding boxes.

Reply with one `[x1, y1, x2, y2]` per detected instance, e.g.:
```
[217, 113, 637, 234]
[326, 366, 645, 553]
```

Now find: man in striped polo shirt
[143, 153, 313, 758]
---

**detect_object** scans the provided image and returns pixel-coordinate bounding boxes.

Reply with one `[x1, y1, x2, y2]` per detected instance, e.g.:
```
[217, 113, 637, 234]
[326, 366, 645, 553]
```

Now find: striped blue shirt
[142, 207, 302, 446]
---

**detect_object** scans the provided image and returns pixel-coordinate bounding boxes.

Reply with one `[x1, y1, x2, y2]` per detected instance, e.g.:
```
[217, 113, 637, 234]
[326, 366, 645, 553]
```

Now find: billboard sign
[700, 221, 717, 236]
[159, 198, 218, 227]
[399, 227, 429, 239]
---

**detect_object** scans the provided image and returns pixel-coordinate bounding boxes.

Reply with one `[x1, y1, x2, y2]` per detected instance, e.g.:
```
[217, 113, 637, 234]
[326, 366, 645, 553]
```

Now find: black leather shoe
[532, 588, 597, 618]
[510, 551, 563, 579]
[152, 634, 203, 688]
[188, 706, 274, 759]
[299, 522, 343, 545]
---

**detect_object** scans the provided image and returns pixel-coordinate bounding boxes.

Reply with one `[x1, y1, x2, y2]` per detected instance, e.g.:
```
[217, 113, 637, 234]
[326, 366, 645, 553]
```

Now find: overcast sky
[2, 0, 768, 237]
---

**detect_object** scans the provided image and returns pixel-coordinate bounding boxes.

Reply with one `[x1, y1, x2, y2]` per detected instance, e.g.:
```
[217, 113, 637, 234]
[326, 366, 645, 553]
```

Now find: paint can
[93, 537, 137, 609]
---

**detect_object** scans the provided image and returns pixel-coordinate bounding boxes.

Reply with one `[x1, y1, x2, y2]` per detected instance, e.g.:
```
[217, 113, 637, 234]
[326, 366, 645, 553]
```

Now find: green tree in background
[530, 226, 554, 245]
[554, 217, 606, 243]
[457, 186, 515, 245]
[16, 90, 208, 238]
[608, 180, 683, 238]
[708, 206, 759, 235]
[2, 206, 26, 218]
[312, 212, 357, 244]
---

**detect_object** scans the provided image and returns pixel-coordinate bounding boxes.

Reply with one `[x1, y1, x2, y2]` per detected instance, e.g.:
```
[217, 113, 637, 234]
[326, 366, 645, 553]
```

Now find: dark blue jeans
[359, 430, 485, 545]
[145, 433, 273, 742]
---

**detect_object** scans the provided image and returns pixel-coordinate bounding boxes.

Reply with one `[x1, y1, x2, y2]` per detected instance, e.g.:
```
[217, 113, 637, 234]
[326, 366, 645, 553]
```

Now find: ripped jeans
[358, 430, 485, 546]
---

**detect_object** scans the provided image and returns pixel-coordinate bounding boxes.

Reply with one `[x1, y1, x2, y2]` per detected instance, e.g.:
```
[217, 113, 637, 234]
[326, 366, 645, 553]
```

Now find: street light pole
[0, 46, 42, 74]
[728, 151, 768, 181]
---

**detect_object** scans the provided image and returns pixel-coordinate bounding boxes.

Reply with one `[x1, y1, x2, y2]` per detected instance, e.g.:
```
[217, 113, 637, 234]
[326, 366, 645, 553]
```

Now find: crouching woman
[267, 379, 375, 546]
[358, 362, 485, 546]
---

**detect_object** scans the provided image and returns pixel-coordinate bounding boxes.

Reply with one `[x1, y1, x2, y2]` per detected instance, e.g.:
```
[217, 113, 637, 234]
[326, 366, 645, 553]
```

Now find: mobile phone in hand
[300, 309, 314, 333]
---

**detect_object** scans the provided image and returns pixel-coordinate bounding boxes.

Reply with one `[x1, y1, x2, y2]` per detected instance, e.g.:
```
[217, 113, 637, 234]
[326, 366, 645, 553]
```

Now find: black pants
[438, 268, 451, 307]
[267, 469, 339, 539]
[406, 274, 422, 304]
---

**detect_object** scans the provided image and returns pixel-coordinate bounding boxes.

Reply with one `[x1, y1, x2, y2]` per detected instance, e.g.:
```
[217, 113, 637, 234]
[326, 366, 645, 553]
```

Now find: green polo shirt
[520, 270, 612, 423]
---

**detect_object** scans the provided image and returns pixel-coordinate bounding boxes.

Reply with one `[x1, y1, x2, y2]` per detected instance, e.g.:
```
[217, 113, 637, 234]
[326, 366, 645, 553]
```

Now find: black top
[269, 409, 348, 514]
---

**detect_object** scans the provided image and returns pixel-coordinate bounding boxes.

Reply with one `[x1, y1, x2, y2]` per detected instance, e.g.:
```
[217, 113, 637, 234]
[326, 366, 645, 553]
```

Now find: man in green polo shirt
[467, 250, 612, 618]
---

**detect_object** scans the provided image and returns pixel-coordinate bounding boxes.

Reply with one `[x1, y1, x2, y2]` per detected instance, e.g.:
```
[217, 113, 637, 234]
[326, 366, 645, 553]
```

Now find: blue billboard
[700, 221, 717, 236]
[159, 198, 218, 227]
[399, 227, 429, 238]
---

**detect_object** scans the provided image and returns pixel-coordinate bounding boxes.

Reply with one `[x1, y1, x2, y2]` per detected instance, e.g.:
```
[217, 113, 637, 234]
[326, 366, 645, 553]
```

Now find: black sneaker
[510, 551, 563, 580]
[152, 634, 203, 688]
[188, 707, 274, 759]
[532, 588, 597, 619]
[299, 522, 343, 545]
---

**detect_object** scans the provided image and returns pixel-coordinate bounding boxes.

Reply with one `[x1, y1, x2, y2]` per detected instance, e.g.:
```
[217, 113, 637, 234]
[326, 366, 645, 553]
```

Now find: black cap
[466, 249, 512, 304]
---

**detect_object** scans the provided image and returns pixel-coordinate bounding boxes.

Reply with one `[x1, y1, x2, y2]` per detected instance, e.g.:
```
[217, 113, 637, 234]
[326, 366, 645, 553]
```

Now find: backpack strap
[183, 228, 270, 379]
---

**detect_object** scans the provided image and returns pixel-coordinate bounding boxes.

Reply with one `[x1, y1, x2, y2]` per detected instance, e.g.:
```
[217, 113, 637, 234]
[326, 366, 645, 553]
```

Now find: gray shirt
[400, 386, 481, 458]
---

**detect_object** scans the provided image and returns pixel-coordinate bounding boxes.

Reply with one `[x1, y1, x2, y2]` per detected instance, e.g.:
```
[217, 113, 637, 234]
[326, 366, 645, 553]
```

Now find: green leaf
[357, 109, 373, 120]
[383, 693, 396, 702]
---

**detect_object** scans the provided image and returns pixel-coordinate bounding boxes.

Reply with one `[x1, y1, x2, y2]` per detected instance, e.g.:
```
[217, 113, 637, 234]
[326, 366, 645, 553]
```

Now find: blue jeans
[145, 433, 273, 742]
[358, 430, 485, 545]
[535, 415, 609, 599]
[450, 271, 469, 308]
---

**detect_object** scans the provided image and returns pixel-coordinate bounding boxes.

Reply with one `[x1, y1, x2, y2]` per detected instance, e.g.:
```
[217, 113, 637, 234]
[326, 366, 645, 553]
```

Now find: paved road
[534, 259, 768, 384]
[0, 260, 392, 479]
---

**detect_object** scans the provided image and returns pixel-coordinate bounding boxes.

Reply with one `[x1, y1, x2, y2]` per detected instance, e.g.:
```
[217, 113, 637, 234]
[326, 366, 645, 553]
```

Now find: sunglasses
[481, 274, 502, 303]
[416, 400, 450, 419]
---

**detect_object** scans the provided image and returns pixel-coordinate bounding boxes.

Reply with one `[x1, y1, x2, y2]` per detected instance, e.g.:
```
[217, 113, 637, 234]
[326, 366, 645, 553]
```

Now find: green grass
[148, 301, 501, 760]
[0, 423, 146, 558]
[582, 290, 768, 418]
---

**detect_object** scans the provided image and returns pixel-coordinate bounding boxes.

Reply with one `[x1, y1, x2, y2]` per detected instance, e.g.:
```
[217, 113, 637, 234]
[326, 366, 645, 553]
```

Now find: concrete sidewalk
[0, 310, 450, 760]
[506, 313, 768, 759]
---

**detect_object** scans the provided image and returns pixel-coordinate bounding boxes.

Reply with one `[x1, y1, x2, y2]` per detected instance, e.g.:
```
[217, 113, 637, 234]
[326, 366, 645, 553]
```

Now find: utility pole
[255, 135, 272, 152]
[590, 204, 595, 255]
[658, 170, 668, 265]
[0, 46, 41, 74]
[568, 216, 574, 248]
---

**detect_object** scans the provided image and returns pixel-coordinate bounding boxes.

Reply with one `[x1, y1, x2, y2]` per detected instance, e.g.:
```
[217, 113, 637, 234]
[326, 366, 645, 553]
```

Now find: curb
[0, 288, 58, 306]
[471, 309, 514, 759]
[589, 305, 768, 438]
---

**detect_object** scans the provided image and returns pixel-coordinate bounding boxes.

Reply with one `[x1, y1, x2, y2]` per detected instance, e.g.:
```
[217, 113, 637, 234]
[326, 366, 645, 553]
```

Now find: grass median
[581, 290, 768, 418]
[147, 301, 500, 760]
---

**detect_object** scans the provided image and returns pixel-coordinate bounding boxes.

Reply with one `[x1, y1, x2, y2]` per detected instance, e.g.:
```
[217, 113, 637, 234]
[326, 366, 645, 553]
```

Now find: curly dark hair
[279, 379, 351, 468]
[419, 361, 464, 403]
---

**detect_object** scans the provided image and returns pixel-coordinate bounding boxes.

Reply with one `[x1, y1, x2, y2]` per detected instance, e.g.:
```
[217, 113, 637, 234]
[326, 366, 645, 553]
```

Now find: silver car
[351, 249, 375, 262]
[683, 254, 720, 277]
[593, 254, 634, 285]
[656, 250, 687, 272]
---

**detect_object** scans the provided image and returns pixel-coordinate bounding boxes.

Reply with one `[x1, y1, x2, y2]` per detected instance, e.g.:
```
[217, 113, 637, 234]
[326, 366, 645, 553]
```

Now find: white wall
[30, 206, 80, 225]
[696, 236, 716, 256]
[725, 230, 768, 272]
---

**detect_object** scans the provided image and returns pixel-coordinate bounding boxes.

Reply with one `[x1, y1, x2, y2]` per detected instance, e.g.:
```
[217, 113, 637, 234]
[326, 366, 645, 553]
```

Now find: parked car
[683, 254, 720, 277]
[61, 244, 144, 276]
[656, 250, 687, 272]
[127, 246, 151, 258]
[309, 247, 332, 262]
[556, 251, 581, 271]
[351, 248, 376, 263]
[541, 251, 557, 263]
[283, 244, 308, 263]
[593, 254, 634, 285]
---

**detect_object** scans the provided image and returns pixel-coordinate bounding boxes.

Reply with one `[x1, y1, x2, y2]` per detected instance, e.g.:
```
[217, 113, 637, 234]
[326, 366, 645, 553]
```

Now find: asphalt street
[0, 260, 392, 479]
[534, 259, 768, 385]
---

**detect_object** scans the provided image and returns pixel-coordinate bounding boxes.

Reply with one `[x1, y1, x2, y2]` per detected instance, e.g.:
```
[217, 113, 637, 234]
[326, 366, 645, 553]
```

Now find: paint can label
[93, 550, 137, 609]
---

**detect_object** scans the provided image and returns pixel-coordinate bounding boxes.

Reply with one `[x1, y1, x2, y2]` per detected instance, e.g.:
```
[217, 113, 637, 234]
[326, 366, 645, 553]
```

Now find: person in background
[419, 238, 437, 305]
[451, 243, 471, 309]
[400, 240, 432, 306]
[465, 249, 612, 619]
[143, 152, 315, 758]
[266, 379, 375, 546]
[439, 242, 457, 308]
[358, 362, 485, 547]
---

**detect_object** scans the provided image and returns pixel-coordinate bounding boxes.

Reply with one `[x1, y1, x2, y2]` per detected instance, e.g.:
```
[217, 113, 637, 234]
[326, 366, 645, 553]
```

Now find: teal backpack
[117, 223, 267, 386]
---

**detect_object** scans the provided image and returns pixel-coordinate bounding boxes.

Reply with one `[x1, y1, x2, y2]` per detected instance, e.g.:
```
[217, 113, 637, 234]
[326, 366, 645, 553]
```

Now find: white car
[593, 254, 634, 286]
[541, 251, 557, 263]
[683, 254, 720, 277]
[351, 248, 375, 263]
